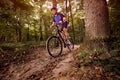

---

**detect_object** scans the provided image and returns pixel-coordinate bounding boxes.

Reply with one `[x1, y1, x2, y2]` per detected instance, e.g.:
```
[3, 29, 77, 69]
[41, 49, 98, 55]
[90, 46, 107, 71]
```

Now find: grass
[0, 41, 46, 65]
[0, 41, 46, 52]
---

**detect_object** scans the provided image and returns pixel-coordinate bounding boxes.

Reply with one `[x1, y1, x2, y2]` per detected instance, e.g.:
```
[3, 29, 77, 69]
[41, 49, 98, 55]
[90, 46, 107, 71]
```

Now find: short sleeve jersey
[53, 13, 65, 23]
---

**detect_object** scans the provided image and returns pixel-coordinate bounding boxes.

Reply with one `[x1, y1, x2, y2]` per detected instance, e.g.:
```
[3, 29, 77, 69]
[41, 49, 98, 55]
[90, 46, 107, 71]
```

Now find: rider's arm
[59, 21, 62, 24]
[63, 17, 67, 22]
[50, 22, 55, 28]
[59, 13, 67, 23]
[58, 16, 66, 24]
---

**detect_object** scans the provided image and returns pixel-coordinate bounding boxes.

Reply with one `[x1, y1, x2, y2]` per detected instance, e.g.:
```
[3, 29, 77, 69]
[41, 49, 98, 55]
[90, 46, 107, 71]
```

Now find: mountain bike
[46, 23, 74, 58]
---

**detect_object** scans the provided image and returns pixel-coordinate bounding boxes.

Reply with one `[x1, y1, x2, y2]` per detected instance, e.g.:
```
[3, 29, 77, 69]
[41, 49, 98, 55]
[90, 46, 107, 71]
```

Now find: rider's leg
[63, 27, 69, 40]
[63, 27, 71, 45]
[60, 31, 65, 40]
[61, 21, 69, 40]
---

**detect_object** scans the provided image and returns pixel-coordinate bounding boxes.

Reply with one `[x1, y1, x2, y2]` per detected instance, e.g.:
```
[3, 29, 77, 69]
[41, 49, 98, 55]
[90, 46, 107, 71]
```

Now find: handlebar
[53, 23, 62, 31]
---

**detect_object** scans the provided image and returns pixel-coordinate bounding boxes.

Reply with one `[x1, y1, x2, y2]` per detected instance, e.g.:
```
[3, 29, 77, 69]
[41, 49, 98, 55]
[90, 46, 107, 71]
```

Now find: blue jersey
[53, 13, 68, 27]
[53, 13, 64, 23]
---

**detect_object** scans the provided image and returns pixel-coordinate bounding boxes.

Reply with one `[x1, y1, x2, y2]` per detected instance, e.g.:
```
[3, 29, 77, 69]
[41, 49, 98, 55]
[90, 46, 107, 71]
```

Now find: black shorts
[61, 21, 68, 31]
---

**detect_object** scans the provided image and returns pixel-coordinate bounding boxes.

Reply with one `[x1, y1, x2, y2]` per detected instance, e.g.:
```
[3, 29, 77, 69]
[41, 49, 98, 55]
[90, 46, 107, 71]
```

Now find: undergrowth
[77, 43, 120, 73]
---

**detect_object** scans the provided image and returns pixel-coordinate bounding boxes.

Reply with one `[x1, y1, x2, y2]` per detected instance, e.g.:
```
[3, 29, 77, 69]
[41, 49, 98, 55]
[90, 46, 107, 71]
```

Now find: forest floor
[0, 44, 120, 80]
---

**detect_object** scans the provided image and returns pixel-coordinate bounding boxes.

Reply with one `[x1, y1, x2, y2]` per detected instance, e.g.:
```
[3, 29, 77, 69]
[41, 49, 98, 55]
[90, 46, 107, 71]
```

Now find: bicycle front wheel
[46, 36, 63, 58]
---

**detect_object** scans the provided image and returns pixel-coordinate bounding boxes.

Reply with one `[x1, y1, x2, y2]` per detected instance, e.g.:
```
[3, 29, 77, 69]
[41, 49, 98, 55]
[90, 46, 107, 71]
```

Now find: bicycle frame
[46, 24, 74, 58]
[54, 25, 67, 47]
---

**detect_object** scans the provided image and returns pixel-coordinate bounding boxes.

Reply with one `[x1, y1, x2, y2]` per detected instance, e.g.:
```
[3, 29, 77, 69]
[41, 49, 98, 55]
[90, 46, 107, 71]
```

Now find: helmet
[51, 7, 57, 11]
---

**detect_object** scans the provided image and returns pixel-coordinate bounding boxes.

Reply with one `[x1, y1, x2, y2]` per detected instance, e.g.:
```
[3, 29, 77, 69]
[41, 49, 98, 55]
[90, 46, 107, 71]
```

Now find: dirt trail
[1, 45, 80, 80]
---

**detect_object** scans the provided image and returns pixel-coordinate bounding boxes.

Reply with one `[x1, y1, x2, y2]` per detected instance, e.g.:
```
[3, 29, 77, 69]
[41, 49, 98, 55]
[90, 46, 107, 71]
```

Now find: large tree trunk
[84, 0, 110, 49]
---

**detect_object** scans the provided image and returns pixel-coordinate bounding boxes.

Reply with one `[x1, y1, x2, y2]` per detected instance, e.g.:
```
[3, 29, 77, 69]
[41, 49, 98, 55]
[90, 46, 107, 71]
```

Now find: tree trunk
[65, 0, 68, 13]
[52, 0, 57, 7]
[83, 0, 110, 49]
[69, 0, 75, 41]
[18, 21, 22, 42]
[39, 20, 43, 41]
[43, 16, 48, 40]
[78, 19, 84, 43]
[15, 26, 18, 42]
[39, 4, 43, 41]
[39, 16, 43, 41]
[27, 27, 30, 41]
[34, 28, 38, 42]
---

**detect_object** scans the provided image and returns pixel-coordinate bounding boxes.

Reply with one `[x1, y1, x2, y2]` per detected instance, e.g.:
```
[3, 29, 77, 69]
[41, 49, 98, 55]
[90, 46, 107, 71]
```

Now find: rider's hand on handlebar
[50, 22, 55, 28]
[55, 21, 62, 25]
[59, 21, 62, 24]
[50, 25, 53, 28]
[50, 21, 62, 28]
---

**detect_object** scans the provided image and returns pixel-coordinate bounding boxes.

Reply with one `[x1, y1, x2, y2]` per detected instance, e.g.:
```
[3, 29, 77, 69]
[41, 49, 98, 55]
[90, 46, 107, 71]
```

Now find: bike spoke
[47, 36, 62, 57]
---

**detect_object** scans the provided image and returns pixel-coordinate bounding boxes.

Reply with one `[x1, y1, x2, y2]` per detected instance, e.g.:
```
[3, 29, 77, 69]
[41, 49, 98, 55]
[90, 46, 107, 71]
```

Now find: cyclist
[50, 7, 70, 44]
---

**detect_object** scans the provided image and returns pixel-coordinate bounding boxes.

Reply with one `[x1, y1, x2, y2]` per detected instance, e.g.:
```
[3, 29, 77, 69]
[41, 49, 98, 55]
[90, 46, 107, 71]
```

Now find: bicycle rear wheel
[67, 38, 74, 51]
[46, 36, 63, 58]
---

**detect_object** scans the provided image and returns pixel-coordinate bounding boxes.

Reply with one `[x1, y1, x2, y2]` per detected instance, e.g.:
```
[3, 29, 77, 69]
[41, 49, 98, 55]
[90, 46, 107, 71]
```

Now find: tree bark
[43, 16, 48, 40]
[39, 4, 43, 41]
[18, 21, 22, 42]
[65, 0, 68, 13]
[39, 18, 43, 41]
[34, 28, 38, 42]
[69, 0, 75, 41]
[52, 0, 57, 7]
[83, 0, 110, 49]
[27, 27, 30, 41]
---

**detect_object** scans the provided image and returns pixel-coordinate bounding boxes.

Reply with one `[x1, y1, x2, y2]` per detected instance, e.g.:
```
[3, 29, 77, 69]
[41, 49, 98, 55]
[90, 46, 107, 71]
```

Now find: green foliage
[78, 39, 120, 73]
[0, 48, 3, 52]
[0, 41, 46, 52]
[108, 0, 120, 49]
[0, 0, 85, 44]
[79, 51, 89, 57]
[110, 50, 120, 56]
[109, 58, 118, 64]
[78, 50, 120, 72]
[24, 41, 46, 46]
[108, 37, 120, 49]
[104, 65, 112, 71]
